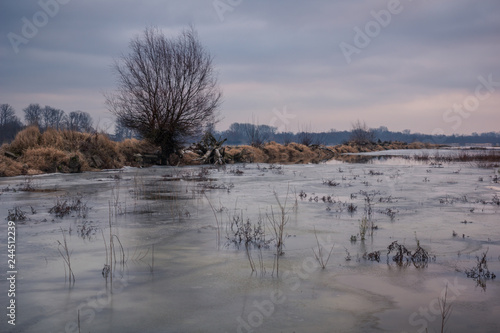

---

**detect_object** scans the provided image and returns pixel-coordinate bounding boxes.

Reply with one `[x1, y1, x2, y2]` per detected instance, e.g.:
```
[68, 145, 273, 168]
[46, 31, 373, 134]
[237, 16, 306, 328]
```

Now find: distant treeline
[0, 103, 95, 143]
[211, 123, 500, 147]
[0, 103, 139, 144]
[2, 103, 499, 147]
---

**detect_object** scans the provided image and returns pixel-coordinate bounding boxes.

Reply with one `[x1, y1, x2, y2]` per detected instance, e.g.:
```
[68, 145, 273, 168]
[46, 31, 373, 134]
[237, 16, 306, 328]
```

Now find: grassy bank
[218, 141, 437, 165]
[0, 127, 157, 177]
[0, 127, 475, 177]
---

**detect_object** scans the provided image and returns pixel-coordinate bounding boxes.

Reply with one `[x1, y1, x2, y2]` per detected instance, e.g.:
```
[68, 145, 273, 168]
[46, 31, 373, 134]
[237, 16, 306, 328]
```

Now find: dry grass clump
[333, 144, 359, 154]
[1, 127, 133, 176]
[180, 151, 202, 165]
[1, 127, 448, 177]
[225, 145, 267, 163]
[7, 126, 42, 155]
[40, 128, 67, 150]
[22, 147, 70, 173]
[286, 143, 316, 163]
[0, 154, 25, 177]
[224, 142, 331, 164]
[408, 142, 426, 149]
[117, 138, 158, 165]
[59, 130, 87, 151]
[262, 142, 289, 162]
[22, 147, 89, 173]
[79, 133, 124, 169]
[330, 141, 437, 157]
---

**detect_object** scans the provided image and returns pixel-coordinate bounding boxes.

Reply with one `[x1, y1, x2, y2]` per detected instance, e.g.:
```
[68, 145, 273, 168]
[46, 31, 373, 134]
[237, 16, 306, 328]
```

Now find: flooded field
[1, 150, 499, 332]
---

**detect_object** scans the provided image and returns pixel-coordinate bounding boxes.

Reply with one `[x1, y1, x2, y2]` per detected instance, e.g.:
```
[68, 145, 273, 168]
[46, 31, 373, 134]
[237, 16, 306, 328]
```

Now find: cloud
[1, 0, 499, 135]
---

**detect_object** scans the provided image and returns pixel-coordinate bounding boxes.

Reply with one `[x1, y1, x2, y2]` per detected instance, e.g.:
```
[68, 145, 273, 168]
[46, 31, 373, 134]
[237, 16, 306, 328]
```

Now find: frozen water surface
[1, 151, 499, 332]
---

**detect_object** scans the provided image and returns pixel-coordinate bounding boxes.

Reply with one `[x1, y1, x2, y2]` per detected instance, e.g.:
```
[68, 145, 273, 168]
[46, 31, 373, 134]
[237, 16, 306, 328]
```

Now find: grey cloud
[1, 0, 499, 134]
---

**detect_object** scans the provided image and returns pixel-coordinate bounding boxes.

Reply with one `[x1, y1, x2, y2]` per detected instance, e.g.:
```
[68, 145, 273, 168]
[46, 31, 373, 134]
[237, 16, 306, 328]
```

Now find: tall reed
[57, 228, 75, 285]
[267, 189, 291, 277]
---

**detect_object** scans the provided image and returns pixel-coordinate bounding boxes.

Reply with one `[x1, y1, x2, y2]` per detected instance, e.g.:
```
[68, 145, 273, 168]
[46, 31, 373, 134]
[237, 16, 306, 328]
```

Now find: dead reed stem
[151, 244, 155, 273]
[312, 227, 335, 269]
[245, 242, 256, 273]
[204, 193, 222, 249]
[57, 228, 75, 285]
[439, 284, 453, 333]
[267, 188, 290, 277]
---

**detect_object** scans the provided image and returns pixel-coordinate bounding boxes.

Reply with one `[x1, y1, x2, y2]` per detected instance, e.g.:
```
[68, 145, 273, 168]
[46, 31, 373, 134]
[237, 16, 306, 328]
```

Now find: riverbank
[0, 127, 447, 177]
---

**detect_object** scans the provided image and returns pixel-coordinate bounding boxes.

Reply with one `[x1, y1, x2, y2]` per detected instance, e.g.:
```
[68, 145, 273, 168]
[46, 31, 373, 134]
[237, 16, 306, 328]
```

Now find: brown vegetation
[218, 141, 445, 165]
[0, 127, 458, 177]
[223, 142, 332, 164]
[0, 145, 25, 177]
[0, 126, 158, 176]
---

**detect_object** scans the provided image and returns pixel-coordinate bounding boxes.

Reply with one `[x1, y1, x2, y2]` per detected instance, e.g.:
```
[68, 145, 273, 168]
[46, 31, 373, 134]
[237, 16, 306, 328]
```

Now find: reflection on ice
[0, 155, 499, 332]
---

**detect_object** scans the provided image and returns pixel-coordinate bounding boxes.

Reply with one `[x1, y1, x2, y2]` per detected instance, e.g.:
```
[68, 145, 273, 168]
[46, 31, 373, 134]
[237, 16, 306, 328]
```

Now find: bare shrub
[49, 194, 90, 218]
[227, 214, 270, 249]
[7, 207, 27, 222]
[363, 251, 381, 262]
[76, 221, 99, 240]
[387, 239, 433, 267]
[465, 249, 496, 289]
[347, 203, 357, 214]
[387, 241, 412, 265]
[323, 179, 340, 187]
[349, 120, 375, 145]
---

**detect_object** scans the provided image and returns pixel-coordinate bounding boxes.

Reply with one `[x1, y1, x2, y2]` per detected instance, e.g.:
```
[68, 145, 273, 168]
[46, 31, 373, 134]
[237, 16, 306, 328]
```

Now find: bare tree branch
[105, 26, 222, 164]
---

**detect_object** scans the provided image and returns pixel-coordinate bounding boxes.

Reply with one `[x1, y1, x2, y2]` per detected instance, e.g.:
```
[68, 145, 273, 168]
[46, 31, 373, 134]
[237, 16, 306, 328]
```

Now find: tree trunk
[160, 144, 175, 165]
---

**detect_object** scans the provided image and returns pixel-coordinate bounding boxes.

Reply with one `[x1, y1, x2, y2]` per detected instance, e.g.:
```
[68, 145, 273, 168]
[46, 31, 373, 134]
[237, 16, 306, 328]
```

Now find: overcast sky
[1, 0, 499, 135]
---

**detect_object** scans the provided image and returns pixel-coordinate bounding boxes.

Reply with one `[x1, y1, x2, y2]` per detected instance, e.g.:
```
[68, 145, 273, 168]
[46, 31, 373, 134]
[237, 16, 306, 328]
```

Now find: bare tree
[105, 26, 222, 164]
[243, 116, 276, 147]
[69, 111, 93, 132]
[280, 125, 294, 146]
[297, 123, 316, 146]
[0, 104, 23, 143]
[0, 104, 17, 126]
[114, 118, 138, 141]
[349, 120, 375, 144]
[42, 106, 67, 130]
[23, 103, 43, 127]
